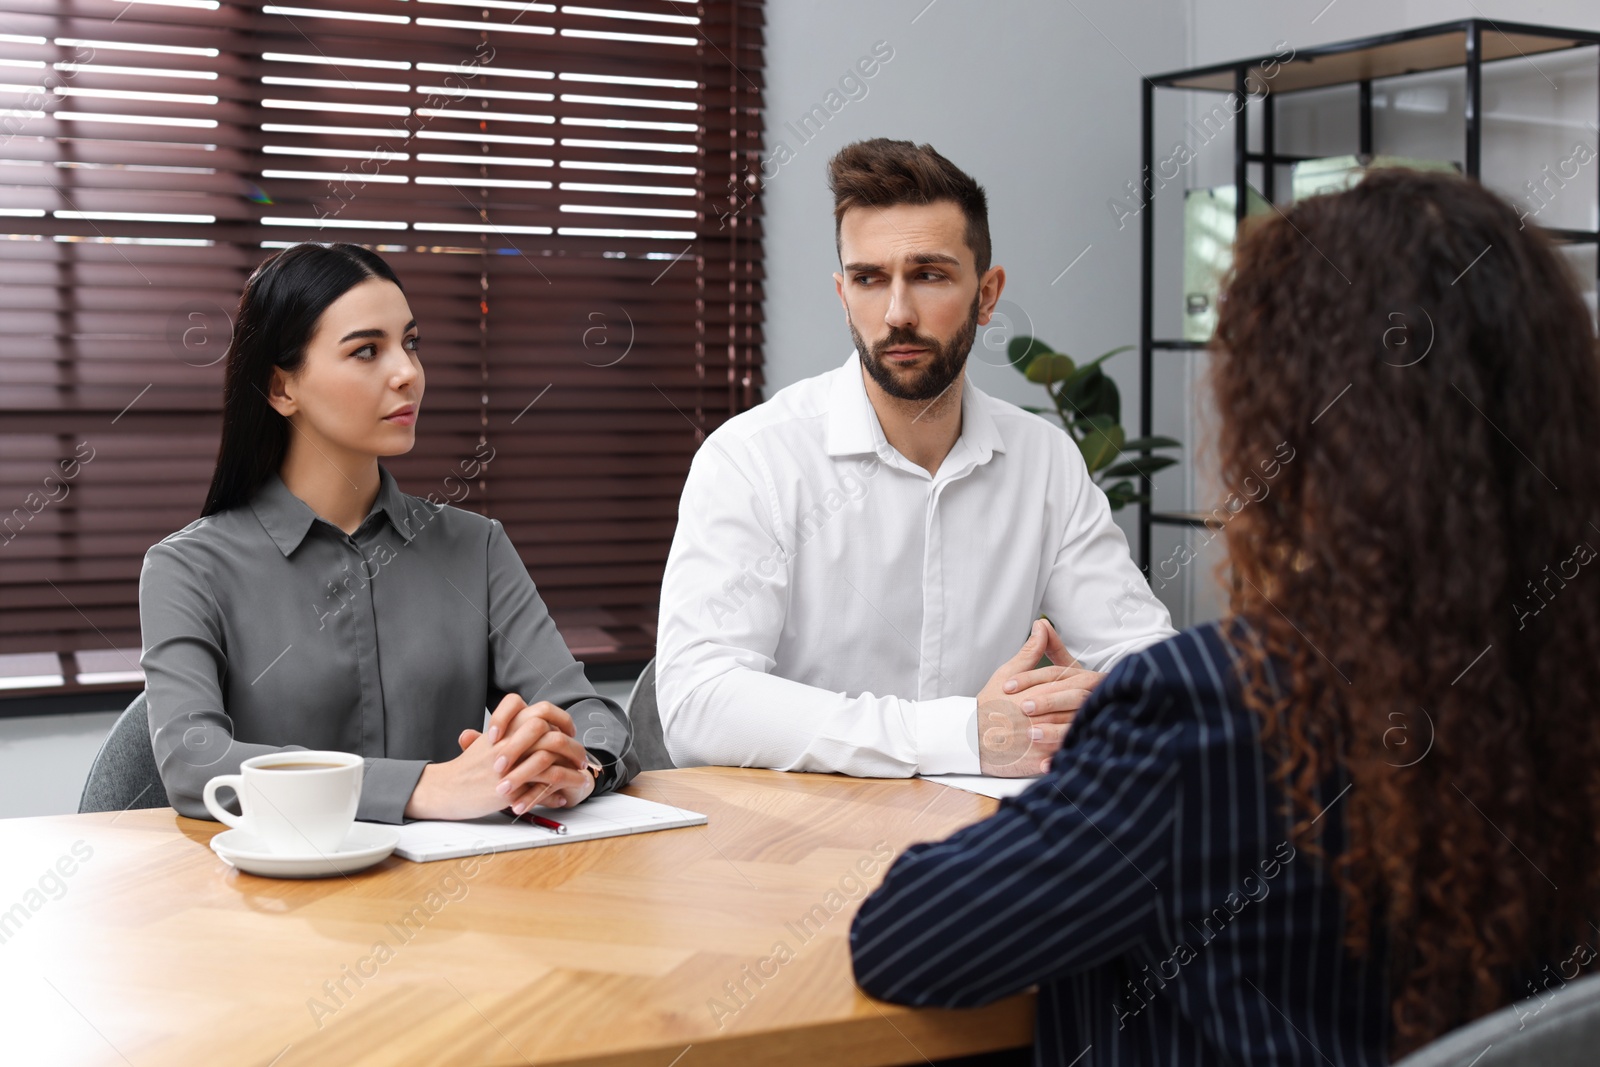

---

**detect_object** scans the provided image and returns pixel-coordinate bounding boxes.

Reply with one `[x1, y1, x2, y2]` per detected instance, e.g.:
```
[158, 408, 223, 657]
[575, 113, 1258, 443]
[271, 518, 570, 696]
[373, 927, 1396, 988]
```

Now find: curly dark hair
[1212, 168, 1600, 1058]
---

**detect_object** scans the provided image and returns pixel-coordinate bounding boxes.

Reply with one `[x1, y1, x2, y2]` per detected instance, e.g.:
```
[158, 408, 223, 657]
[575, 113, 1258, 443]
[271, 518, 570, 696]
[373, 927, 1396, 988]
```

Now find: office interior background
[2, 0, 1596, 818]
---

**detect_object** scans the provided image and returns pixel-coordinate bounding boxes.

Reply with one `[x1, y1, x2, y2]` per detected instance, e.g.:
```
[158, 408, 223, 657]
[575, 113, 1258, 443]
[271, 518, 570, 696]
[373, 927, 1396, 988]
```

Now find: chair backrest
[1392, 969, 1600, 1067]
[623, 658, 675, 772]
[78, 690, 170, 814]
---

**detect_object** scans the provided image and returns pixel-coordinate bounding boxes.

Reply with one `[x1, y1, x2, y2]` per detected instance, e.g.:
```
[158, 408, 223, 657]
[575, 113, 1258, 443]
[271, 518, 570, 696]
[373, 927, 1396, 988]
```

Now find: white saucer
[211, 822, 400, 879]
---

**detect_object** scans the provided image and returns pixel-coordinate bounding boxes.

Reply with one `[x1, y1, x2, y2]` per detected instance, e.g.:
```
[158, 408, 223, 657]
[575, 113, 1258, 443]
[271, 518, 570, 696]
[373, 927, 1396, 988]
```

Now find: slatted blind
[0, 0, 765, 697]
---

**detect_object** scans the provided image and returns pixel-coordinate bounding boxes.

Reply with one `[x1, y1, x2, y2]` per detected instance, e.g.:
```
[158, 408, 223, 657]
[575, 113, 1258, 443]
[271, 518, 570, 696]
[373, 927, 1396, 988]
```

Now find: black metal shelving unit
[1137, 19, 1600, 573]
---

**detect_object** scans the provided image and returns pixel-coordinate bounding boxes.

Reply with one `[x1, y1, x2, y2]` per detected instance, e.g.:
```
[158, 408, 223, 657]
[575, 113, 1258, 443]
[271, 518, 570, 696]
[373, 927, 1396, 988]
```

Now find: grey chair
[78, 690, 170, 814]
[1393, 969, 1600, 1067]
[623, 658, 675, 772]
[76, 670, 672, 810]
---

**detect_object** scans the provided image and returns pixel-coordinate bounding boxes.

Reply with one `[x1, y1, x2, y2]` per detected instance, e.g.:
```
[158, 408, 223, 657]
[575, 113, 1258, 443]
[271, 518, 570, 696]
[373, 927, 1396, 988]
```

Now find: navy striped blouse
[849, 621, 1390, 1065]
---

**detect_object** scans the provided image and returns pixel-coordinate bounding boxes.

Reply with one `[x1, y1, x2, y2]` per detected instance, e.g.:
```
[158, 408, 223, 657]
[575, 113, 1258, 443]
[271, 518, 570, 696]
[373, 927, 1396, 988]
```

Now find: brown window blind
[0, 0, 765, 700]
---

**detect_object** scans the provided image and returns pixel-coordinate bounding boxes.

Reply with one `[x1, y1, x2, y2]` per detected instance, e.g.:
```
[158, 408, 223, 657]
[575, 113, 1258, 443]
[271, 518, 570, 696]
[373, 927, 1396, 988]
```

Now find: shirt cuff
[358, 758, 430, 824]
[915, 696, 981, 775]
[588, 748, 623, 795]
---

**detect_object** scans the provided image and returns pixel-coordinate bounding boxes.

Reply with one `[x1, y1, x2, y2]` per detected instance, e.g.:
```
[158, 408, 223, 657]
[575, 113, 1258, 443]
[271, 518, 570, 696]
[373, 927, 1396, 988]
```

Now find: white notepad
[392, 792, 708, 862]
[919, 774, 1040, 800]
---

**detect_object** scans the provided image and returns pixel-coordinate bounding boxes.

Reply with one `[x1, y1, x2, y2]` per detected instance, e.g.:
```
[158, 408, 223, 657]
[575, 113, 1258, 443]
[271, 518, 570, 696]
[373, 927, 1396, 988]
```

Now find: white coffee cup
[203, 751, 363, 855]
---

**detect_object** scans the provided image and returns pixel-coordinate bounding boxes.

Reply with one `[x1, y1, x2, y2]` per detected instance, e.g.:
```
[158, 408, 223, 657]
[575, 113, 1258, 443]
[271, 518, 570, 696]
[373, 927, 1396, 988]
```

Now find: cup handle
[203, 774, 247, 830]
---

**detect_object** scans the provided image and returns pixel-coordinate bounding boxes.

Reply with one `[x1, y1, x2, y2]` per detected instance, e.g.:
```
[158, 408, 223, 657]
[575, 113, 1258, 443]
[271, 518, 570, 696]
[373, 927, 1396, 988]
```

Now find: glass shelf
[1153, 21, 1599, 95]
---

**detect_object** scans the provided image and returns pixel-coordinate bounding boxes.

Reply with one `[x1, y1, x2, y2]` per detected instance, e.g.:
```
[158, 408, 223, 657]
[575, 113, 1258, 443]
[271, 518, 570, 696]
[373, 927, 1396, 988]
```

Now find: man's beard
[850, 291, 980, 403]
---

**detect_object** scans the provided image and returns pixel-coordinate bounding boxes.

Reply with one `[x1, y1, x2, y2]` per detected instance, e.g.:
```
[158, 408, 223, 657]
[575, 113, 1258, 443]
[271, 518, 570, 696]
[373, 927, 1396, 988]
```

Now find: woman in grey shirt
[140, 243, 638, 825]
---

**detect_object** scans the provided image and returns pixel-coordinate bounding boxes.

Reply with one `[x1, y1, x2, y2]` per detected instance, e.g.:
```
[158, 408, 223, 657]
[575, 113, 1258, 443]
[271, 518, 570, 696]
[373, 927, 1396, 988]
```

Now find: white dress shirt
[656, 351, 1176, 777]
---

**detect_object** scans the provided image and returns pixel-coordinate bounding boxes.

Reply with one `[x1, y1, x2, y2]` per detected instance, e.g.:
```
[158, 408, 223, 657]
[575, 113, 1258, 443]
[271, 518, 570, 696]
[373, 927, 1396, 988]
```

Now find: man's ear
[265, 364, 296, 418]
[976, 265, 1007, 325]
[833, 270, 849, 315]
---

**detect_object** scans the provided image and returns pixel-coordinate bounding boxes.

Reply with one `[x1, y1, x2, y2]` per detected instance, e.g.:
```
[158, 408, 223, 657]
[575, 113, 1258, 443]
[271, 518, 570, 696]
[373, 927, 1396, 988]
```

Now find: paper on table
[392, 791, 707, 862]
[919, 774, 1040, 800]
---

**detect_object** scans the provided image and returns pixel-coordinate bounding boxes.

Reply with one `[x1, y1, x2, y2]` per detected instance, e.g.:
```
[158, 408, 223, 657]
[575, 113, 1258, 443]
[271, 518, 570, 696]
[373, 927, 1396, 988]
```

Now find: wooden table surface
[0, 767, 1034, 1066]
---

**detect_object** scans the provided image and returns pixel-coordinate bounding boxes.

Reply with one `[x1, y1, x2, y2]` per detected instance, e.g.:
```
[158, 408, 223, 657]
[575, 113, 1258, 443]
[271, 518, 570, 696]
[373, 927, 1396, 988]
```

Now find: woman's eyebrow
[339, 318, 418, 344]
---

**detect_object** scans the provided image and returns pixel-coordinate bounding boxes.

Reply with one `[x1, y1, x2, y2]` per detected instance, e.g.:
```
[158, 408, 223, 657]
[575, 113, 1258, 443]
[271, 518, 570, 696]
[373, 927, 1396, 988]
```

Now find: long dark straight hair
[200, 242, 404, 517]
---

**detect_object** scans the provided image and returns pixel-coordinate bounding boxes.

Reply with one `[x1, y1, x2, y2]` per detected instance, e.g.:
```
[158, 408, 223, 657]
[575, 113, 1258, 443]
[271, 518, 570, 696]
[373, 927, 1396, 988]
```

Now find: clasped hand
[403, 693, 596, 821]
[975, 618, 1106, 778]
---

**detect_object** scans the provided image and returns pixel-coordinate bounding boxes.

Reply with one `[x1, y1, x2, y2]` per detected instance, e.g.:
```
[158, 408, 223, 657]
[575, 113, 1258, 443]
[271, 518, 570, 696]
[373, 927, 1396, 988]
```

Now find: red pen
[520, 811, 567, 835]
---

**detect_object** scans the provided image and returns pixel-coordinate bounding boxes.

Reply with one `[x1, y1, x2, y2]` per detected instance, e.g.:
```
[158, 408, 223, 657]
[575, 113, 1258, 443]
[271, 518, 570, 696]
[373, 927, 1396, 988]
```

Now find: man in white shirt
[657, 138, 1175, 779]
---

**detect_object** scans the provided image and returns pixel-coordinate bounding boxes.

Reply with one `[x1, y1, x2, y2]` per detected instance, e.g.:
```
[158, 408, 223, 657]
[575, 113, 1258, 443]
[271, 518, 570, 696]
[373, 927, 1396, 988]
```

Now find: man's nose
[885, 280, 916, 329]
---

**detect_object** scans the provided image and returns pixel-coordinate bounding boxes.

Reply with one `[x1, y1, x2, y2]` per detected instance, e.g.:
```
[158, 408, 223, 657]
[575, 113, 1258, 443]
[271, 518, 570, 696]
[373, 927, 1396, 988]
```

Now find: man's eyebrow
[339, 318, 418, 344]
[842, 253, 961, 272]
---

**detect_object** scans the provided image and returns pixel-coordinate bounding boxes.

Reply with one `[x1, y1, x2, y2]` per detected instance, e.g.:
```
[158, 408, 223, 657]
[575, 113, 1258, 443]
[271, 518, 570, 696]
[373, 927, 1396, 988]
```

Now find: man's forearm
[662, 665, 980, 776]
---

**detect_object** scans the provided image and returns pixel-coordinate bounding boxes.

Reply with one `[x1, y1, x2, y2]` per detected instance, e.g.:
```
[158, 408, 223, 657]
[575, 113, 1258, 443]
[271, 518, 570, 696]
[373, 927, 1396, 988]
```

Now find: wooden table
[0, 767, 1034, 1065]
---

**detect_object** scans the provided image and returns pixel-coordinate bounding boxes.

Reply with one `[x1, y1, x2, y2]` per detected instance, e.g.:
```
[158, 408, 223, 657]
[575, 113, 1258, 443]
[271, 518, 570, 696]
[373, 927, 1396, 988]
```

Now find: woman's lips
[383, 408, 417, 425]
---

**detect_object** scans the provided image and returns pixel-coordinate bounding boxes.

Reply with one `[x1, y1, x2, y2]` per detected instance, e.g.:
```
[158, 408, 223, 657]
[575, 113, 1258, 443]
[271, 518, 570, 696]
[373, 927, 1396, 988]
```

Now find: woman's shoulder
[1078, 619, 1255, 736]
[142, 511, 250, 569]
[387, 486, 501, 549]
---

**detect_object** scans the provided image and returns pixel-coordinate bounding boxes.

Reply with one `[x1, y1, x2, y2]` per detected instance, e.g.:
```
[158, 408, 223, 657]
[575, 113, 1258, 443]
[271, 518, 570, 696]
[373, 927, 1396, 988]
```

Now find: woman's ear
[264, 364, 296, 418]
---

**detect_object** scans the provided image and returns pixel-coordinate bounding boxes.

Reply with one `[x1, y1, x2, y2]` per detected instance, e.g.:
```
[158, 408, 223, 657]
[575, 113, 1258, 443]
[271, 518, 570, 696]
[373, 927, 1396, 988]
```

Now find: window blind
[0, 0, 765, 699]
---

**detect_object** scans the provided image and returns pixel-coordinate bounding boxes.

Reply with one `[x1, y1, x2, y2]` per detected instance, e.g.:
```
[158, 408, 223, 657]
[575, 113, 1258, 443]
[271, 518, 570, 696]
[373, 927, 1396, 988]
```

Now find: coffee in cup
[202, 751, 363, 855]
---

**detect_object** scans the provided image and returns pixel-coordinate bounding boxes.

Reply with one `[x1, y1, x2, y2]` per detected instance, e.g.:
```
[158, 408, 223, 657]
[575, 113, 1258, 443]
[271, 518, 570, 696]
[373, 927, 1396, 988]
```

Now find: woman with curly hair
[849, 168, 1600, 1065]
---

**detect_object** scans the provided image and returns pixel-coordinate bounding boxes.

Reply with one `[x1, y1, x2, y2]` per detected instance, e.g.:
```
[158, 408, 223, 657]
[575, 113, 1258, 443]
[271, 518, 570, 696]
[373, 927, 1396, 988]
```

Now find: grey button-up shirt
[138, 463, 638, 824]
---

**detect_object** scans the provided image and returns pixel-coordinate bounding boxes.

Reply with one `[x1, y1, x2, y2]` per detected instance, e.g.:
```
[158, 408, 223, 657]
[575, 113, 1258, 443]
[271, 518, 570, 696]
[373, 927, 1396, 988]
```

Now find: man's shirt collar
[825, 349, 1007, 467]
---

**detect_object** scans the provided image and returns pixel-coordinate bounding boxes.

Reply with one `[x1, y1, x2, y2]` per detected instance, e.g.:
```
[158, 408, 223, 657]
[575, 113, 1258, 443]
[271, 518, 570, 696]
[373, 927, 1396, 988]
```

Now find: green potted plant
[1008, 336, 1181, 510]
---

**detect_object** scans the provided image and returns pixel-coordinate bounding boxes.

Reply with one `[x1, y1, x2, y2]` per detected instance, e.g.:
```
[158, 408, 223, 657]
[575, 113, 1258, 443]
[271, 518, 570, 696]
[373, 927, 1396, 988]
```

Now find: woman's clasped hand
[403, 694, 598, 820]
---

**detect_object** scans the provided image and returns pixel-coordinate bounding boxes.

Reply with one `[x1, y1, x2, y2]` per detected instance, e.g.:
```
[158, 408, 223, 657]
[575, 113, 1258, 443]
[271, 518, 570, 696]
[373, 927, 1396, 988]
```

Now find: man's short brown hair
[827, 138, 991, 276]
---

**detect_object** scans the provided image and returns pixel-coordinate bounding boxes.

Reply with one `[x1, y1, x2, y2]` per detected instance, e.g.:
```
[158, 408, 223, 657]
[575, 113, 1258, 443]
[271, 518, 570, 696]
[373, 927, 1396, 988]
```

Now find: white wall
[762, 0, 1194, 397]
[759, 0, 1195, 556]
[1188, 0, 1600, 67]
[1157, 0, 1600, 626]
[0, 710, 122, 819]
[0, 679, 637, 820]
[763, 0, 1598, 631]
[1, 0, 1200, 819]
[9, 0, 1598, 815]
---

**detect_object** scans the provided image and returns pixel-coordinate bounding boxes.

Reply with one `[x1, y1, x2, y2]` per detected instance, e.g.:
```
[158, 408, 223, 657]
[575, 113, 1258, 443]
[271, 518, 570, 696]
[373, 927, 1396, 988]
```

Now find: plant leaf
[1101, 455, 1180, 479]
[1078, 425, 1125, 472]
[1081, 344, 1135, 369]
[1059, 347, 1133, 421]
[1100, 479, 1145, 511]
[1104, 491, 1150, 511]
[1074, 412, 1117, 434]
[1057, 363, 1101, 402]
[1008, 335, 1054, 375]
[1119, 435, 1182, 452]
[1024, 352, 1077, 384]
[1059, 346, 1136, 401]
[1070, 370, 1121, 422]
